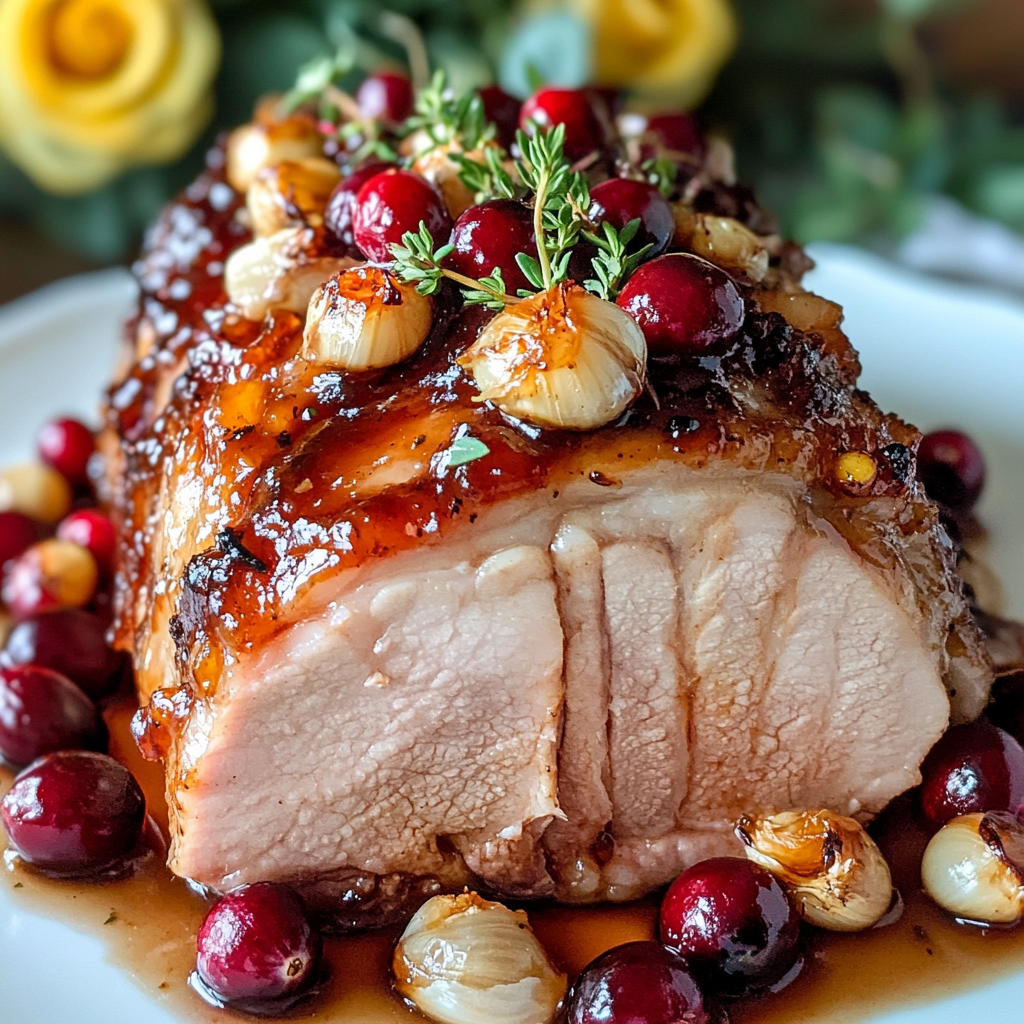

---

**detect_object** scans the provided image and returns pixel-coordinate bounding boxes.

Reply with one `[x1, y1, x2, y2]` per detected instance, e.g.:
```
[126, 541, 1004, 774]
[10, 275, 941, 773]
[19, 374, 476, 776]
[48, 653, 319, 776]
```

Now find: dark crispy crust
[103, 145, 991, 764]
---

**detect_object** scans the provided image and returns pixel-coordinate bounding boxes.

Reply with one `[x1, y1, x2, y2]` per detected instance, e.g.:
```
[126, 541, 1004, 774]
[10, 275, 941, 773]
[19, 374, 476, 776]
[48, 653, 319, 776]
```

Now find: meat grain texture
[104, 141, 992, 915]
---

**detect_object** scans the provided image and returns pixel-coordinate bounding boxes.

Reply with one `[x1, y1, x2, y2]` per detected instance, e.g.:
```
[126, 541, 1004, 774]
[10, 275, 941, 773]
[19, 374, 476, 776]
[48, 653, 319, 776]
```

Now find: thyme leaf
[405, 70, 495, 153]
[445, 435, 491, 468]
[582, 218, 653, 299]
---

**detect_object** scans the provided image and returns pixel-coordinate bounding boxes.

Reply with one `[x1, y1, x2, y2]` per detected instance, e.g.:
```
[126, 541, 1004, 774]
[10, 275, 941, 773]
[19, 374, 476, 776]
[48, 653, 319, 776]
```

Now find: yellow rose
[0, 0, 220, 194]
[568, 0, 737, 108]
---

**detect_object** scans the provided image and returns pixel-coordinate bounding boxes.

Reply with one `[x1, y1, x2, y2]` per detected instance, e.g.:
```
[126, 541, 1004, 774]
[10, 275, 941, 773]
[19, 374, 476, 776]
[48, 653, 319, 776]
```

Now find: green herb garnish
[583, 218, 654, 299]
[445, 435, 491, 467]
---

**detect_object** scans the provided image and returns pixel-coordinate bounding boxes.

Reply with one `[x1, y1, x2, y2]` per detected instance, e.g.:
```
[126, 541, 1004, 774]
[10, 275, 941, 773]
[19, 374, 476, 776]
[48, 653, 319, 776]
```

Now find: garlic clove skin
[246, 158, 342, 238]
[224, 227, 359, 322]
[458, 284, 646, 431]
[922, 811, 1024, 925]
[303, 267, 433, 370]
[736, 809, 893, 932]
[673, 209, 775, 283]
[226, 113, 324, 193]
[394, 892, 566, 1024]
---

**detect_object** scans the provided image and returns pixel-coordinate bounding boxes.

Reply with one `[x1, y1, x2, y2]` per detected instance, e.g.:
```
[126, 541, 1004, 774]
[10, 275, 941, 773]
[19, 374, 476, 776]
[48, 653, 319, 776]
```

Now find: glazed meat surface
[106, 143, 991, 909]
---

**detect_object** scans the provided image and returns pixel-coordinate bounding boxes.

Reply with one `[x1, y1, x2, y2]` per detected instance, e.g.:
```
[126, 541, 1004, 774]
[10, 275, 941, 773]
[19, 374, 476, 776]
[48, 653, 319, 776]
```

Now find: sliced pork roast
[104, 114, 992, 917]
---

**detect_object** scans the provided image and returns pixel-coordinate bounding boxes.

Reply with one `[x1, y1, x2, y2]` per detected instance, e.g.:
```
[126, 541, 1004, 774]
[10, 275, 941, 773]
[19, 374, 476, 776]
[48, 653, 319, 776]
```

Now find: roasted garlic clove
[246, 158, 341, 237]
[673, 209, 774, 283]
[303, 267, 433, 370]
[736, 809, 893, 932]
[921, 811, 1024, 925]
[0, 463, 73, 524]
[458, 284, 646, 431]
[226, 111, 324, 193]
[224, 227, 359, 321]
[393, 892, 566, 1024]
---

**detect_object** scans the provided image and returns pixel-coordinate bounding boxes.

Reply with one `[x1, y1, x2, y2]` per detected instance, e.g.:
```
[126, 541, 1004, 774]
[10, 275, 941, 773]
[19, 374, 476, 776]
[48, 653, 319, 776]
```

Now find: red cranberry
[660, 857, 802, 997]
[3, 608, 127, 700]
[37, 418, 95, 487]
[0, 665, 107, 767]
[351, 169, 451, 263]
[1, 750, 145, 875]
[567, 941, 708, 1024]
[0, 510, 43, 570]
[520, 87, 606, 162]
[356, 72, 414, 125]
[617, 253, 745, 356]
[917, 430, 985, 511]
[324, 161, 398, 247]
[479, 85, 521, 148]
[588, 178, 674, 259]
[644, 112, 705, 163]
[445, 199, 537, 293]
[194, 882, 322, 1011]
[56, 509, 116, 575]
[918, 721, 1024, 829]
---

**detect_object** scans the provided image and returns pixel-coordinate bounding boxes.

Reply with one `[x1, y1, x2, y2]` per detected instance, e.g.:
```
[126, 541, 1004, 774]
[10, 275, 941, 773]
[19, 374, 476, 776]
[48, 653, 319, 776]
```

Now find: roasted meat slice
[105, 105, 991, 915]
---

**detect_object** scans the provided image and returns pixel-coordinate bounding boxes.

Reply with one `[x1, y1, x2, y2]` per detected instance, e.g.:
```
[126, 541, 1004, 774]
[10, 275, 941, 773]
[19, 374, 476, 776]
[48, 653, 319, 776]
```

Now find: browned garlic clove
[0, 463, 73, 524]
[246, 158, 341, 237]
[224, 227, 359, 321]
[393, 892, 566, 1024]
[921, 811, 1024, 925]
[458, 283, 646, 430]
[736, 809, 893, 932]
[226, 112, 324, 193]
[303, 267, 433, 370]
[673, 209, 775, 283]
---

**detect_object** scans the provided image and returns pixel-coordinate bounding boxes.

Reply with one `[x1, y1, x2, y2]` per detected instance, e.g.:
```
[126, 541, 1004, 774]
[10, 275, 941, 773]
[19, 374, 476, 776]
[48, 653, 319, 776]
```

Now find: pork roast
[103, 120, 992, 915]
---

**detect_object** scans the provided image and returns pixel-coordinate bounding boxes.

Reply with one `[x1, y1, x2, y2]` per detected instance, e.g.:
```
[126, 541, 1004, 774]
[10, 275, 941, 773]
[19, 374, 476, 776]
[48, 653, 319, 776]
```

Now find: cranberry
[3, 608, 127, 700]
[56, 509, 116, 575]
[356, 72, 414, 125]
[588, 178, 674, 259]
[520, 87, 605, 162]
[1, 750, 145, 875]
[918, 721, 1024, 829]
[660, 857, 802, 997]
[194, 882, 322, 1011]
[445, 199, 537, 293]
[567, 941, 708, 1024]
[644, 112, 705, 163]
[0, 665, 107, 767]
[37, 418, 95, 487]
[479, 85, 521, 148]
[917, 429, 985, 511]
[0, 510, 43, 570]
[324, 161, 398, 247]
[351, 169, 451, 263]
[617, 253, 745, 356]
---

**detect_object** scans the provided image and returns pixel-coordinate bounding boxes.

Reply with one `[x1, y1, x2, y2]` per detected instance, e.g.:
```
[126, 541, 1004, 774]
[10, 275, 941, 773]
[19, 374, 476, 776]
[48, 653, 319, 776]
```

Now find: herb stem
[533, 170, 552, 290]
[441, 269, 518, 304]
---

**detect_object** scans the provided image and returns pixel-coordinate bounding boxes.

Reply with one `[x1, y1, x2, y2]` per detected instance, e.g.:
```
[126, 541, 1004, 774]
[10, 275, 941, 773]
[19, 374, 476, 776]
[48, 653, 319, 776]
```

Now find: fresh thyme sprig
[582, 218, 654, 300]
[452, 147, 516, 204]
[389, 222, 517, 310]
[642, 156, 680, 199]
[404, 70, 495, 153]
[513, 125, 590, 291]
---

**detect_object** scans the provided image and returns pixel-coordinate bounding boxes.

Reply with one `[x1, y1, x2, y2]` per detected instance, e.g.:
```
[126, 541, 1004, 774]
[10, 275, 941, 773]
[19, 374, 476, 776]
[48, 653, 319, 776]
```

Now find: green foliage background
[2, 0, 1022, 260]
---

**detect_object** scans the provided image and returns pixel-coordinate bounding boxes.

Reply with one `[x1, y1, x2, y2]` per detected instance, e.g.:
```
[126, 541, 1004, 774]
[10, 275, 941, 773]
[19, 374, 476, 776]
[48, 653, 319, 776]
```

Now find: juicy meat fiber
[107, 155, 991, 911]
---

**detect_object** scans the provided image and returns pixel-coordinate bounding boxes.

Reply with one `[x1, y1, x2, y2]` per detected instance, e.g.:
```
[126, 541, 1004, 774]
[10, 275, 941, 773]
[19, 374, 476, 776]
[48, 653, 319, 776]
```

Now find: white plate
[0, 248, 1022, 1023]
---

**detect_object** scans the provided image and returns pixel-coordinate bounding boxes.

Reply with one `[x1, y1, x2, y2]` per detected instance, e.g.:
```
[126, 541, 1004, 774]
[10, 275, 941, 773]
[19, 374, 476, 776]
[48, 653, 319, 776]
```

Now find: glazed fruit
[323, 161, 398, 247]
[356, 71, 413, 124]
[445, 199, 537, 293]
[478, 84, 521, 148]
[520, 87, 605, 161]
[588, 178, 674, 258]
[645, 112, 705, 163]
[660, 856, 802, 996]
[2, 608, 127, 700]
[617, 253, 745, 356]
[56, 509, 116, 575]
[37, 417, 95, 487]
[0, 510, 42, 569]
[351, 169, 451, 263]
[917, 429, 985, 511]
[918, 721, 1024, 829]
[0, 665, 107, 766]
[1, 538, 99, 618]
[195, 882, 322, 1011]
[0, 750, 145, 875]
[566, 941, 708, 1024]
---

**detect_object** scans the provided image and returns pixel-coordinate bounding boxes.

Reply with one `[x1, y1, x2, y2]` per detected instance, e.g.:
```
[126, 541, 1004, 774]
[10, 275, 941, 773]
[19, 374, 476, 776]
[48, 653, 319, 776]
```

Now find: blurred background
[2, 0, 1024, 304]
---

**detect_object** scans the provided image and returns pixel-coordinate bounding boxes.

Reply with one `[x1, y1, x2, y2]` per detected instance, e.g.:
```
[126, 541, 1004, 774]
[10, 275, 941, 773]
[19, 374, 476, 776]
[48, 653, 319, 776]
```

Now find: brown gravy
[4, 696, 1024, 1023]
